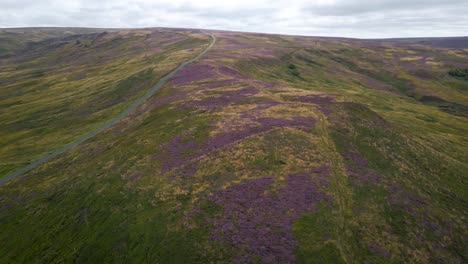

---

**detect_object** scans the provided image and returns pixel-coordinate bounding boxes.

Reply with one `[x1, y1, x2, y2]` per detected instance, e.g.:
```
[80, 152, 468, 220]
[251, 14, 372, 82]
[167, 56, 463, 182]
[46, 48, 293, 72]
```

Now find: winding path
[0, 33, 216, 185]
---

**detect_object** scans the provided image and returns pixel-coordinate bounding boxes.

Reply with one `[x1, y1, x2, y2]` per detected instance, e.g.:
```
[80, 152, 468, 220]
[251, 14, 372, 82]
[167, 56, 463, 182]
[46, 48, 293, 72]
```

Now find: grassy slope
[230, 32, 467, 260]
[0, 29, 466, 263]
[230, 33, 468, 262]
[0, 28, 106, 56]
[0, 28, 209, 177]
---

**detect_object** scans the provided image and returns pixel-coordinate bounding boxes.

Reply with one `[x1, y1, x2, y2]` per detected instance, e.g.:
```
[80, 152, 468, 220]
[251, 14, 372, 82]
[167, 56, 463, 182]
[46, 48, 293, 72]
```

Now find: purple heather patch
[239, 100, 282, 119]
[199, 79, 239, 89]
[158, 133, 200, 174]
[218, 66, 245, 79]
[340, 150, 380, 185]
[186, 86, 259, 110]
[157, 115, 316, 176]
[213, 36, 260, 50]
[157, 35, 187, 46]
[284, 94, 335, 115]
[216, 65, 279, 88]
[146, 91, 187, 110]
[253, 79, 278, 88]
[206, 168, 331, 263]
[337, 146, 455, 257]
[170, 63, 217, 86]
[355, 74, 400, 92]
[286, 94, 335, 104]
[172, 161, 199, 179]
[340, 150, 369, 168]
[213, 35, 279, 58]
[130, 173, 142, 181]
[387, 183, 428, 214]
[254, 116, 315, 131]
[368, 244, 391, 258]
[386, 183, 455, 252]
[441, 60, 468, 68]
[251, 100, 282, 110]
[0, 192, 38, 215]
[140, 84, 211, 114]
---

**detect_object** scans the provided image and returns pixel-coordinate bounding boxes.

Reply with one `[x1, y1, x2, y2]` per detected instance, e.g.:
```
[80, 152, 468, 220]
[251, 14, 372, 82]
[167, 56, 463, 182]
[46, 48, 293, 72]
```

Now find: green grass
[0, 29, 209, 178]
[293, 209, 346, 264]
[0, 29, 466, 263]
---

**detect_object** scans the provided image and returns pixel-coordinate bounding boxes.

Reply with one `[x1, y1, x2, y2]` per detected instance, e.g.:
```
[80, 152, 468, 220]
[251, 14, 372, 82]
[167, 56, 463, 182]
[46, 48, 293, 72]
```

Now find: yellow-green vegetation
[0, 28, 209, 176]
[0, 29, 466, 263]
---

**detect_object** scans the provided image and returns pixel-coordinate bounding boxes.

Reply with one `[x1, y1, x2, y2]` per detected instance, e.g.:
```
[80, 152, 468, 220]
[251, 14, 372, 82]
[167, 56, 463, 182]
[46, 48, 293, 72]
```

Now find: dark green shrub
[448, 68, 468, 81]
[291, 69, 300, 77]
[287, 63, 300, 77]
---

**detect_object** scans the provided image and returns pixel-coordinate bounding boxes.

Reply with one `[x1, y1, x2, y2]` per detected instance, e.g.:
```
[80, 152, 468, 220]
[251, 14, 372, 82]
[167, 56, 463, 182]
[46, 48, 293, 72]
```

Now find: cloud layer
[1, 0, 467, 38]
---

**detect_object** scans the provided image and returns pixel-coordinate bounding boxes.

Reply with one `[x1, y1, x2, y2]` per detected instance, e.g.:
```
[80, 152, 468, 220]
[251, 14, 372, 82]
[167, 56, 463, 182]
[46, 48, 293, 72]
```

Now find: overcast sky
[1, 0, 467, 38]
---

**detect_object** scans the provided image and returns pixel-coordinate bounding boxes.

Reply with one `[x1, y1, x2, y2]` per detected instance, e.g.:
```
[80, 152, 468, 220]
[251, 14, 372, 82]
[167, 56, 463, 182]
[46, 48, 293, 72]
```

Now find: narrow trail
[0, 33, 217, 185]
[315, 112, 356, 263]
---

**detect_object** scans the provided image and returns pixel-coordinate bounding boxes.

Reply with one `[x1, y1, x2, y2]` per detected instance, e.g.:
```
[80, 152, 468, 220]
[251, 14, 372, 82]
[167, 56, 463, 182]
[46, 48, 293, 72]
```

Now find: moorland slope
[0, 28, 467, 263]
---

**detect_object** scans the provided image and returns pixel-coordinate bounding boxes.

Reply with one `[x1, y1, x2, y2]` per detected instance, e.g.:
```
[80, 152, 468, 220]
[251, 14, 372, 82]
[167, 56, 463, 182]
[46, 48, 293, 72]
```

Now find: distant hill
[0, 27, 108, 56]
[379, 36, 468, 48]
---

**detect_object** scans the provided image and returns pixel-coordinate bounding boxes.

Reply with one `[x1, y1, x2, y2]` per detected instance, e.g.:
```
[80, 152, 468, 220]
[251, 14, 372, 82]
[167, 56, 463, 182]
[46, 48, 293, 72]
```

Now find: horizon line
[1, 26, 467, 40]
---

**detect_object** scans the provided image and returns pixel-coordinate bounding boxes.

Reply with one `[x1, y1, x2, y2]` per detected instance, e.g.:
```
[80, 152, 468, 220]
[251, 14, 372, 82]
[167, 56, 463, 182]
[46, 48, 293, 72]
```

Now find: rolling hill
[0, 28, 467, 263]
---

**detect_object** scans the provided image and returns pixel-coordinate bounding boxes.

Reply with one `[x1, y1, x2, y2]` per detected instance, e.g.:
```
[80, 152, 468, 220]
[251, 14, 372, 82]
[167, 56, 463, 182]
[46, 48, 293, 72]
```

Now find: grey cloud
[304, 0, 468, 16]
[0, 0, 466, 38]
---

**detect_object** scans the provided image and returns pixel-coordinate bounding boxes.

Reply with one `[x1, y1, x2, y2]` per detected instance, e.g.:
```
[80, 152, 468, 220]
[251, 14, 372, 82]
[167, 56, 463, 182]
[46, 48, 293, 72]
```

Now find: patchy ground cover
[0, 29, 466, 263]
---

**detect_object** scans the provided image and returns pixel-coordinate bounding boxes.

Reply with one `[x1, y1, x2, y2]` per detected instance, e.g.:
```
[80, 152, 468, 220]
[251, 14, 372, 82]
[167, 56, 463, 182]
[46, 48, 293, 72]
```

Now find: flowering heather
[186, 86, 259, 110]
[339, 146, 455, 255]
[157, 125, 264, 175]
[172, 161, 200, 179]
[2, 28, 467, 263]
[286, 95, 335, 104]
[202, 115, 315, 152]
[158, 115, 316, 175]
[331, 102, 390, 130]
[397, 58, 434, 71]
[240, 100, 282, 118]
[158, 133, 200, 174]
[130, 173, 142, 181]
[253, 79, 278, 88]
[203, 53, 250, 60]
[213, 35, 279, 58]
[368, 245, 391, 258]
[441, 60, 468, 68]
[340, 150, 368, 167]
[354, 74, 399, 92]
[387, 183, 432, 221]
[213, 35, 259, 50]
[216, 65, 279, 88]
[170, 63, 217, 86]
[145, 90, 190, 110]
[284, 94, 335, 115]
[158, 36, 186, 46]
[218, 66, 245, 79]
[254, 116, 315, 131]
[387, 183, 455, 248]
[199, 79, 239, 89]
[127, 86, 208, 119]
[206, 168, 332, 263]
[339, 150, 380, 185]
[252, 100, 282, 110]
[250, 49, 278, 57]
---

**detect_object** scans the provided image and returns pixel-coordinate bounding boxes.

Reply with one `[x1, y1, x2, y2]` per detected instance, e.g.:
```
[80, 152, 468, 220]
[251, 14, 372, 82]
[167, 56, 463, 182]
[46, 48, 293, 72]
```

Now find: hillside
[0, 28, 467, 263]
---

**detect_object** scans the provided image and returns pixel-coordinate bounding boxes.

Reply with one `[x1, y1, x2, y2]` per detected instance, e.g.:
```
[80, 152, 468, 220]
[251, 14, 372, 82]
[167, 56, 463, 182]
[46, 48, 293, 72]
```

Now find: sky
[1, 0, 467, 38]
